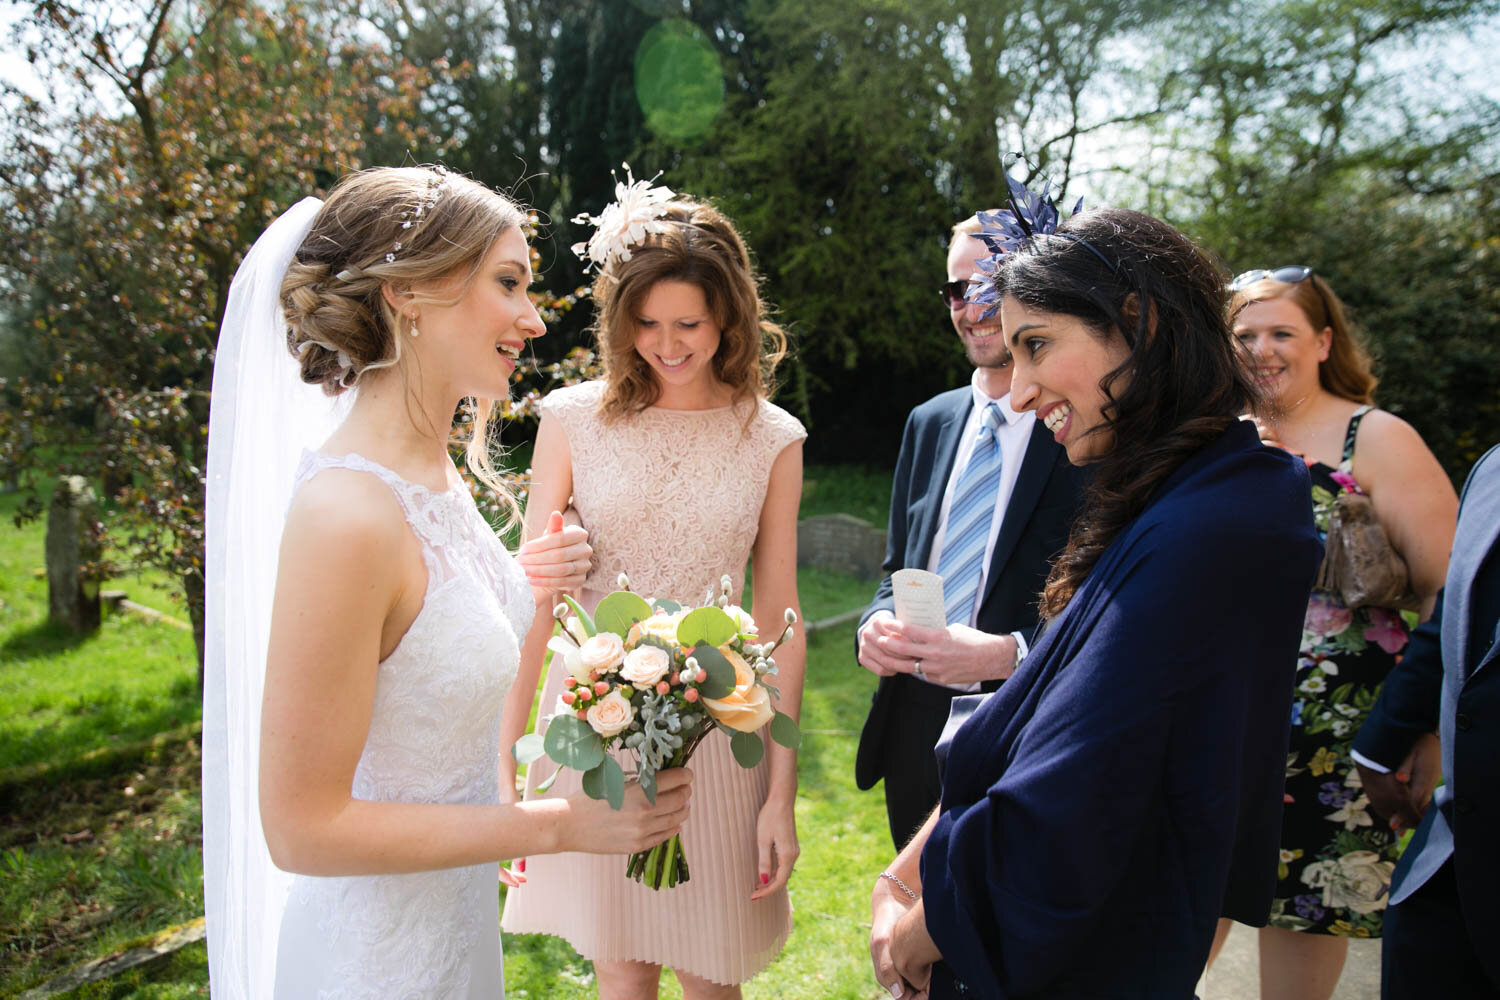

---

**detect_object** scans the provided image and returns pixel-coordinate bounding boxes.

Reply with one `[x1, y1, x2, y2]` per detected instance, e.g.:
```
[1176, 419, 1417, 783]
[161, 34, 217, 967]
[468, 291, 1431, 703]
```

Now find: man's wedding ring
[912, 659, 925, 681]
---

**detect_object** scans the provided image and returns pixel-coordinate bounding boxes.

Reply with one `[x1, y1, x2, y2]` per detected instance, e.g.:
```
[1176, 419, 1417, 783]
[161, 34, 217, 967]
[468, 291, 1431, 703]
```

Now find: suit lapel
[1450, 453, 1500, 681]
[979, 420, 1057, 607]
[913, 393, 973, 569]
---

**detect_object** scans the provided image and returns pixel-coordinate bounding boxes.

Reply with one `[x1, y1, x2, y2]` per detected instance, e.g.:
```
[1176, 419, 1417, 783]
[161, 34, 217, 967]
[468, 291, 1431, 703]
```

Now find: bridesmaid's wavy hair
[991, 208, 1258, 618]
[588, 199, 787, 426]
[1229, 273, 1377, 405]
[279, 166, 527, 521]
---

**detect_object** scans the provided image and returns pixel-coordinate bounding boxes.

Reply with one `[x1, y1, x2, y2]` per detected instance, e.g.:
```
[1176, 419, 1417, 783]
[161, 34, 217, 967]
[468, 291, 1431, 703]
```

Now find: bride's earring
[408, 312, 420, 338]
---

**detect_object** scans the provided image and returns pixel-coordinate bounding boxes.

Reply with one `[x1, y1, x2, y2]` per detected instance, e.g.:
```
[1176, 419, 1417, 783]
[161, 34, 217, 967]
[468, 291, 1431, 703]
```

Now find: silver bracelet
[879, 870, 919, 901]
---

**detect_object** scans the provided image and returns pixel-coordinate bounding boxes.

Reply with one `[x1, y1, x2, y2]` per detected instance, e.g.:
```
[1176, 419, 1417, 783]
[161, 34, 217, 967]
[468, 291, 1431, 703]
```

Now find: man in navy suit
[1353, 443, 1500, 998]
[855, 214, 1087, 848]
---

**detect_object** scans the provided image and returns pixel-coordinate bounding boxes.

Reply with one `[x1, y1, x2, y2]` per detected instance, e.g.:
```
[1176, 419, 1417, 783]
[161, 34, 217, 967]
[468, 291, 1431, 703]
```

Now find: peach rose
[586, 689, 635, 737]
[703, 682, 774, 733]
[702, 647, 774, 732]
[579, 632, 626, 675]
[620, 645, 672, 686]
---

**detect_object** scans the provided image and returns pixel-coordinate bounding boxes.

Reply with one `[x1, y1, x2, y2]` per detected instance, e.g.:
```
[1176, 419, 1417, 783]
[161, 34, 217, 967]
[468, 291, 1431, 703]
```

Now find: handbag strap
[1338, 404, 1375, 475]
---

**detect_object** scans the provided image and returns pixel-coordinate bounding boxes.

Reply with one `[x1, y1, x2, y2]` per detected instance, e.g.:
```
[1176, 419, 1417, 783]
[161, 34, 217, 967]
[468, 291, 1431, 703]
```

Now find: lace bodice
[273, 451, 532, 999]
[542, 381, 806, 604]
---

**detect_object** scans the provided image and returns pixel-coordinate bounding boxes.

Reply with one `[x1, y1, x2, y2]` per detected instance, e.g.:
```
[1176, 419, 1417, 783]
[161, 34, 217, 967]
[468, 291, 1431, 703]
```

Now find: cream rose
[1301, 850, 1394, 914]
[702, 647, 774, 732]
[586, 689, 635, 737]
[628, 612, 681, 645]
[620, 645, 672, 686]
[579, 632, 626, 675]
[547, 635, 591, 684]
[724, 604, 758, 640]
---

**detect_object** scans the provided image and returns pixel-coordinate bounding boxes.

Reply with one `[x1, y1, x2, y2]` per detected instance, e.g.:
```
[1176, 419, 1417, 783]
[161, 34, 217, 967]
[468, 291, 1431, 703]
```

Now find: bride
[202, 166, 692, 998]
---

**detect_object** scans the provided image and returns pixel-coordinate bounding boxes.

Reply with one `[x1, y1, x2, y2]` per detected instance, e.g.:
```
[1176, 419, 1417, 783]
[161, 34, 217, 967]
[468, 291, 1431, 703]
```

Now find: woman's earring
[409, 313, 420, 338]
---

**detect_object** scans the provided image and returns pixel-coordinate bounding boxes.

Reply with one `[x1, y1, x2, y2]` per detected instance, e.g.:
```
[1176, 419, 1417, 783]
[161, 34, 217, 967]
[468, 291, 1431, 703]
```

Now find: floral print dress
[1270, 406, 1411, 937]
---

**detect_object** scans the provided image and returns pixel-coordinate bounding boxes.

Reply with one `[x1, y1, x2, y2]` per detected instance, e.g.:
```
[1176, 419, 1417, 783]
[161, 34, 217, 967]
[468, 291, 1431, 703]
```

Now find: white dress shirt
[922, 372, 1037, 689]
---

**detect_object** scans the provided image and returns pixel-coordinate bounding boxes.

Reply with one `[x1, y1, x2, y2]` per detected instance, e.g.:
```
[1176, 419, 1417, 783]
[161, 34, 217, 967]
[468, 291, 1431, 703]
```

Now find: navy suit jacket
[1352, 443, 1500, 982]
[855, 386, 1086, 790]
[920, 422, 1321, 998]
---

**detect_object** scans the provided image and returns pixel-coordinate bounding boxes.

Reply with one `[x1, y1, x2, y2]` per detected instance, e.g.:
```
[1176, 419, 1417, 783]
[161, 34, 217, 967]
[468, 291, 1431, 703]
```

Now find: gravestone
[796, 513, 887, 579]
[46, 475, 102, 632]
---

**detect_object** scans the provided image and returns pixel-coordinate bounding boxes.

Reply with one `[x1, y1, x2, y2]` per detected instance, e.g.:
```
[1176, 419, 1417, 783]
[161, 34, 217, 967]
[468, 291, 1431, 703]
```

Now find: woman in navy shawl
[871, 206, 1322, 999]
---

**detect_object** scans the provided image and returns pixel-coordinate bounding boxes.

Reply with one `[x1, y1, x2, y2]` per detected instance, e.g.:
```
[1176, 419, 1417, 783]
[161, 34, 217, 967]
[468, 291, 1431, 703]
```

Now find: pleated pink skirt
[501, 642, 793, 985]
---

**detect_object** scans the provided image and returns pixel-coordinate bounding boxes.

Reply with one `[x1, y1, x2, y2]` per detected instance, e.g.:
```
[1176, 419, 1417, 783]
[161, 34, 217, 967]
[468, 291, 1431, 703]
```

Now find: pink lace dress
[500, 380, 806, 985]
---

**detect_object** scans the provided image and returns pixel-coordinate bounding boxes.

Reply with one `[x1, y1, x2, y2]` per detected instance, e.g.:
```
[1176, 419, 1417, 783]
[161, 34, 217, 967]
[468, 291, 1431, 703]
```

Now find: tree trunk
[184, 568, 207, 690]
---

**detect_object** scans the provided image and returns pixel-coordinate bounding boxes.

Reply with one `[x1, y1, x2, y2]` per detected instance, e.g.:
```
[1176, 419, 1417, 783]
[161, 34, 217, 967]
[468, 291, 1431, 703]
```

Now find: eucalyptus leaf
[690, 644, 736, 699]
[639, 763, 658, 805]
[512, 732, 546, 764]
[676, 606, 737, 647]
[561, 594, 597, 637]
[729, 730, 764, 768]
[594, 591, 653, 638]
[601, 755, 626, 809]
[769, 711, 802, 749]
[543, 714, 605, 771]
[581, 762, 607, 800]
[533, 766, 562, 794]
[651, 598, 683, 614]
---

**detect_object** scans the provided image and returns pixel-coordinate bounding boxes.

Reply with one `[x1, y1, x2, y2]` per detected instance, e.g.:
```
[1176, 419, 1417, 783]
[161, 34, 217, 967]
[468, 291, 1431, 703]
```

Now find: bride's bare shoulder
[280, 468, 412, 574]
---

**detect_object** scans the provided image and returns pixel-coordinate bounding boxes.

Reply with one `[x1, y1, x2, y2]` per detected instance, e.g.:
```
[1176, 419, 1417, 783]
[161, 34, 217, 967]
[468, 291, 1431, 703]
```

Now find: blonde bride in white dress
[203, 166, 691, 999]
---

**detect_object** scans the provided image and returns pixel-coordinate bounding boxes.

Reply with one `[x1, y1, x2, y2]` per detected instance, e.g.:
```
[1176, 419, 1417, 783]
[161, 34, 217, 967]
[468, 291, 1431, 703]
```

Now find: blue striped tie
[936, 402, 1004, 626]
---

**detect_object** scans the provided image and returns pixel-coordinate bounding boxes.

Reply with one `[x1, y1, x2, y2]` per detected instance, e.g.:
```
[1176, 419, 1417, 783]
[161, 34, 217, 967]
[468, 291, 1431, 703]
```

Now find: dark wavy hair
[990, 208, 1258, 617]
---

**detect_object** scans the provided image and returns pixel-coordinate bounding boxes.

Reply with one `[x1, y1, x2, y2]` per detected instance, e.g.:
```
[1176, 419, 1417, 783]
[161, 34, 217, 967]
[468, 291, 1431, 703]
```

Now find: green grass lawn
[0, 465, 896, 998]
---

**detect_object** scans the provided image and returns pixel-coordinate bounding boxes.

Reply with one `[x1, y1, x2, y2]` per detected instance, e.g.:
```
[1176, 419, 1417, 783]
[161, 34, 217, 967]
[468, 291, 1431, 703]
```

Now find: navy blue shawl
[921, 421, 1321, 998]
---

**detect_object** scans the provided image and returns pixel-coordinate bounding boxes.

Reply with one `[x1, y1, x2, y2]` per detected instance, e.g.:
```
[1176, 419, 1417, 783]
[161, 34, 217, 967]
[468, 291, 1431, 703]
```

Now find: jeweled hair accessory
[570, 163, 677, 273]
[334, 165, 451, 281]
[965, 164, 1111, 317]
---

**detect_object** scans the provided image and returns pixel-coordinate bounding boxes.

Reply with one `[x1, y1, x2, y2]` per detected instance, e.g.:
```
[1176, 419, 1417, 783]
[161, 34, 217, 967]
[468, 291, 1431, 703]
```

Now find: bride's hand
[516, 510, 591, 601]
[558, 767, 693, 855]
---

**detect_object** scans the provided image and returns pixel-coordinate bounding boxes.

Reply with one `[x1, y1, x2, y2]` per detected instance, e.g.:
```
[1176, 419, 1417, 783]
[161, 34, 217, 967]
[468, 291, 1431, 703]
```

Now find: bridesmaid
[500, 178, 805, 999]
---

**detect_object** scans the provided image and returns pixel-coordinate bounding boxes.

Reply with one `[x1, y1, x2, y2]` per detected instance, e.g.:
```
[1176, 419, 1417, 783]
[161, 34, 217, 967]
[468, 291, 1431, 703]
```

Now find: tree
[651, 0, 1178, 456]
[1124, 0, 1500, 479]
[0, 0, 439, 674]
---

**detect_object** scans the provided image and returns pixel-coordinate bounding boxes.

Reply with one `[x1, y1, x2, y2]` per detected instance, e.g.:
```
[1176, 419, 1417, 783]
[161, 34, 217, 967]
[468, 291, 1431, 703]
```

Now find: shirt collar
[968, 370, 1027, 427]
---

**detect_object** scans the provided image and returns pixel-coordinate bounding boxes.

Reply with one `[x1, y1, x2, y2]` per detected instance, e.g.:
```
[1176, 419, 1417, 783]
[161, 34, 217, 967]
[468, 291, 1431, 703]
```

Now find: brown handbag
[1315, 491, 1421, 611]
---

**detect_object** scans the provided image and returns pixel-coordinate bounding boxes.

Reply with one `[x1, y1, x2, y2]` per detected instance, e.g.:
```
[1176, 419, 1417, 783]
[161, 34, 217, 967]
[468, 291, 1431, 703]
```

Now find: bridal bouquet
[513, 574, 801, 890]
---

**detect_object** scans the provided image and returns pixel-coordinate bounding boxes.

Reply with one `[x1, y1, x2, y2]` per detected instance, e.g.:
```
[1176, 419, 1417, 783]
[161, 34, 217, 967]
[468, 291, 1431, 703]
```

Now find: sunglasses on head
[1229, 265, 1315, 291]
[1230, 264, 1333, 321]
[939, 278, 972, 309]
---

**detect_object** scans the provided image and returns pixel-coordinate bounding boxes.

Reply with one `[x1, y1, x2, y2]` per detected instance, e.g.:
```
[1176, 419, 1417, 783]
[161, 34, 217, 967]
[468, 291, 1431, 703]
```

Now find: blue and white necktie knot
[936, 402, 1005, 629]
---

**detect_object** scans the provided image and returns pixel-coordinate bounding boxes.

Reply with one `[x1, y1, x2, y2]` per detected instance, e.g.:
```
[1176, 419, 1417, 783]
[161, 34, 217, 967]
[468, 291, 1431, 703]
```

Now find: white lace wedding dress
[271, 452, 533, 999]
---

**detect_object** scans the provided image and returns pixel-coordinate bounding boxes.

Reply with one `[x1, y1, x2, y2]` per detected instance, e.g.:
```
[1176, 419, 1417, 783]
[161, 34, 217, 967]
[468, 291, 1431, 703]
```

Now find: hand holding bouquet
[513, 574, 801, 889]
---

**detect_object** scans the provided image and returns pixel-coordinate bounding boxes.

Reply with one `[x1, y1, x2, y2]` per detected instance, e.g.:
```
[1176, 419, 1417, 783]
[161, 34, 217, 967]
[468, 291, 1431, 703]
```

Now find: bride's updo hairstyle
[589, 200, 787, 424]
[988, 208, 1255, 617]
[279, 166, 527, 511]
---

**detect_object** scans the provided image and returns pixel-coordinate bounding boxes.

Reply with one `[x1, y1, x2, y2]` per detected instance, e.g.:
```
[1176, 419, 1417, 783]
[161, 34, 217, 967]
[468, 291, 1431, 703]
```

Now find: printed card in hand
[892, 568, 947, 629]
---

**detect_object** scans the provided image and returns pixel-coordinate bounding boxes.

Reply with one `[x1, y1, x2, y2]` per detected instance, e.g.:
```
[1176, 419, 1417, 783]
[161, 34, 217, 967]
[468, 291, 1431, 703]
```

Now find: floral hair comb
[571, 164, 678, 273]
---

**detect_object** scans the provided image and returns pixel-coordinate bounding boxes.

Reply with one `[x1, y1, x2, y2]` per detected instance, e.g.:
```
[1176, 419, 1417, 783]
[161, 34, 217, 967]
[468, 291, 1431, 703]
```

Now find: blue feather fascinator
[966, 165, 1090, 317]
